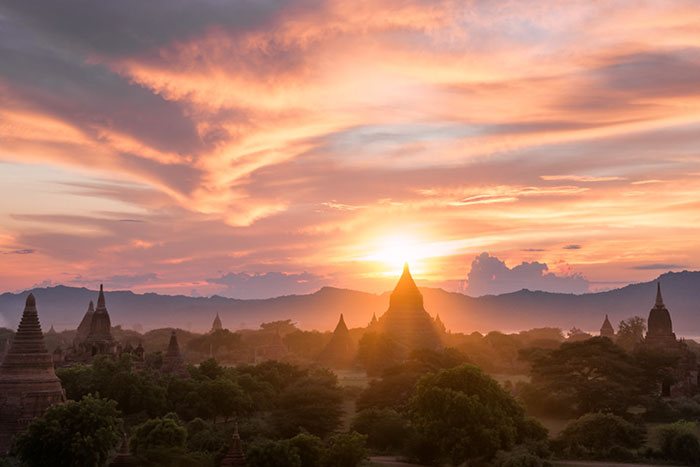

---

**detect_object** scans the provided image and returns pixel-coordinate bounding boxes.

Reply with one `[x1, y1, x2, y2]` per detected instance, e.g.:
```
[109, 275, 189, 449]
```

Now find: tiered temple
[317, 314, 356, 368]
[161, 330, 187, 377]
[0, 294, 66, 454]
[374, 264, 442, 354]
[645, 283, 677, 347]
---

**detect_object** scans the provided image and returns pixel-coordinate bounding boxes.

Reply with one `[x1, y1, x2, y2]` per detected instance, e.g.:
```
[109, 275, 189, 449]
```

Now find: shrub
[351, 408, 409, 451]
[555, 412, 645, 457]
[655, 421, 700, 464]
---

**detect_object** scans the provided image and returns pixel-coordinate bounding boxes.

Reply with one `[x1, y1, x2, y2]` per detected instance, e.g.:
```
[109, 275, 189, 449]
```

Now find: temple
[0, 294, 66, 454]
[211, 313, 223, 333]
[74, 300, 95, 345]
[317, 314, 356, 368]
[373, 264, 442, 354]
[220, 424, 247, 466]
[645, 283, 677, 347]
[599, 315, 615, 339]
[161, 330, 187, 377]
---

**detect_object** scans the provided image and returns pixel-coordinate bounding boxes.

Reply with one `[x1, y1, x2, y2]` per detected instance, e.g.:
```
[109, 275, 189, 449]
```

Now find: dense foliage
[15, 395, 122, 467]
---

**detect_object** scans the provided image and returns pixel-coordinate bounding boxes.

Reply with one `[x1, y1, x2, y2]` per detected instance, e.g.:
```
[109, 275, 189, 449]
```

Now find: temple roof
[647, 282, 674, 339]
[656, 282, 664, 307]
[165, 330, 181, 357]
[76, 301, 95, 342]
[0, 294, 61, 381]
[211, 313, 223, 332]
[600, 314, 615, 336]
[389, 263, 424, 309]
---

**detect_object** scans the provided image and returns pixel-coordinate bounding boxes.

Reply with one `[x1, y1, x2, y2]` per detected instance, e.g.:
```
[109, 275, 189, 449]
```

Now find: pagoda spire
[656, 282, 664, 307]
[96, 284, 106, 311]
[0, 294, 53, 375]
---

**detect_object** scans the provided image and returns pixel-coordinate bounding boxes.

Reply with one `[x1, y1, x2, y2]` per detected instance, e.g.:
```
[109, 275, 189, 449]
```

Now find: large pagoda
[161, 330, 187, 377]
[374, 264, 442, 353]
[81, 284, 116, 357]
[0, 294, 66, 454]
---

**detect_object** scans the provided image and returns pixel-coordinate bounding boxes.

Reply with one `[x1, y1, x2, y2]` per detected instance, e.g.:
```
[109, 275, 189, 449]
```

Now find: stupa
[161, 330, 187, 377]
[599, 315, 615, 339]
[211, 313, 223, 333]
[0, 294, 66, 454]
[374, 264, 442, 353]
[220, 424, 247, 466]
[317, 314, 356, 368]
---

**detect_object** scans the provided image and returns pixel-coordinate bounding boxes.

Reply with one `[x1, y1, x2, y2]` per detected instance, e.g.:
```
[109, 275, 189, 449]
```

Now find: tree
[554, 413, 645, 457]
[15, 395, 122, 467]
[410, 364, 546, 464]
[322, 432, 367, 467]
[351, 408, 409, 451]
[521, 337, 648, 417]
[130, 416, 189, 466]
[357, 332, 401, 376]
[616, 316, 646, 352]
[655, 421, 700, 464]
[247, 439, 302, 467]
[273, 369, 343, 437]
[288, 433, 325, 467]
[567, 327, 592, 342]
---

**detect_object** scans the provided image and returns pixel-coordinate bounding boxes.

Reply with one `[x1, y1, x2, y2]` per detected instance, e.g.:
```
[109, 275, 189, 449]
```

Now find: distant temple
[161, 330, 187, 377]
[220, 424, 247, 466]
[0, 294, 66, 454]
[211, 313, 223, 333]
[599, 315, 615, 339]
[317, 314, 356, 368]
[642, 283, 698, 396]
[373, 264, 442, 354]
[645, 283, 677, 348]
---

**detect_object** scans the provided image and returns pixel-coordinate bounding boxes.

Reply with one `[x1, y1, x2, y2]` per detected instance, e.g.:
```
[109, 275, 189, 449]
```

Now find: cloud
[206, 271, 330, 299]
[541, 175, 626, 182]
[630, 264, 686, 270]
[464, 253, 590, 297]
[563, 244, 581, 250]
[5, 249, 35, 255]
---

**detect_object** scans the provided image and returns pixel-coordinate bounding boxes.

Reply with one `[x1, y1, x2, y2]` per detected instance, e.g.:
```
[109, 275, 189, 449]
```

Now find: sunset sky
[2, 1, 700, 298]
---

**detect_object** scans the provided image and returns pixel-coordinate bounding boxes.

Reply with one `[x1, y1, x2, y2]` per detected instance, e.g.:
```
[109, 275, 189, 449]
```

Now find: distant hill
[1, 271, 699, 335]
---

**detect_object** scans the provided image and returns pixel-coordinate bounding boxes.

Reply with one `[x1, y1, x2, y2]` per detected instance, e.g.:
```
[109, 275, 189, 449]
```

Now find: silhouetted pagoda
[82, 284, 116, 357]
[220, 424, 246, 466]
[374, 264, 442, 354]
[645, 283, 677, 347]
[74, 300, 95, 345]
[317, 314, 356, 368]
[211, 313, 223, 333]
[0, 294, 66, 454]
[161, 330, 187, 377]
[600, 315, 615, 339]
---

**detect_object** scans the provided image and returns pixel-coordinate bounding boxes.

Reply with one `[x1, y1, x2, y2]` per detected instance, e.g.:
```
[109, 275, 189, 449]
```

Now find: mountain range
[1, 271, 699, 336]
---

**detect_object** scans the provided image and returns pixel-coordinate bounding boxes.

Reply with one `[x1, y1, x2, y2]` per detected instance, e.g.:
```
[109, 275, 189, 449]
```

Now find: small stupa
[220, 424, 247, 466]
[161, 330, 187, 377]
[211, 313, 223, 333]
[0, 294, 66, 454]
[600, 315, 615, 339]
[317, 314, 356, 368]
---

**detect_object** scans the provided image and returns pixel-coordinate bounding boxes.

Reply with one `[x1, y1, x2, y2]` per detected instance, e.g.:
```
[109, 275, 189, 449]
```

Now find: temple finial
[26, 293, 36, 308]
[656, 282, 664, 306]
[403, 263, 410, 274]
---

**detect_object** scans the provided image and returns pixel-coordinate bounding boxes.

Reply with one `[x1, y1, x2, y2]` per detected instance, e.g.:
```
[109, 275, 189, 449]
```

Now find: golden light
[358, 233, 458, 275]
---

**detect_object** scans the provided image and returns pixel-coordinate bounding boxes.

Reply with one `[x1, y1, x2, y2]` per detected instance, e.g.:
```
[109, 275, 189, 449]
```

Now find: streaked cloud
[1, 1, 700, 296]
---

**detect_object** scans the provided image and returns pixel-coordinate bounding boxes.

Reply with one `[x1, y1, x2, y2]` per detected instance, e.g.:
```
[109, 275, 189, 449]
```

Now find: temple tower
[318, 314, 356, 368]
[82, 285, 116, 356]
[600, 315, 615, 339]
[75, 300, 95, 345]
[0, 294, 66, 454]
[374, 264, 442, 353]
[161, 330, 187, 377]
[220, 424, 247, 466]
[645, 283, 677, 347]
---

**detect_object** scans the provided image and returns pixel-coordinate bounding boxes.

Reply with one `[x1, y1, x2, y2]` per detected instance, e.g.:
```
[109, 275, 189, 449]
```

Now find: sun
[359, 233, 453, 275]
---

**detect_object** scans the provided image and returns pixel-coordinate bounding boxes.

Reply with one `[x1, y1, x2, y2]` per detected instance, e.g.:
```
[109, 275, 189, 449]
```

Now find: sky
[1, 0, 700, 299]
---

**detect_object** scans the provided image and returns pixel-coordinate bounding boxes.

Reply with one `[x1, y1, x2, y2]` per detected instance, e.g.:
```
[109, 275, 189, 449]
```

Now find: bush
[322, 432, 367, 467]
[247, 439, 301, 467]
[493, 450, 552, 467]
[555, 412, 645, 457]
[351, 408, 409, 451]
[655, 421, 700, 464]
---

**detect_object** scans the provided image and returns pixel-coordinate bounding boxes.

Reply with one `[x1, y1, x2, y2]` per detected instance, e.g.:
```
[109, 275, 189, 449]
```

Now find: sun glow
[358, 234, 457, 275]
